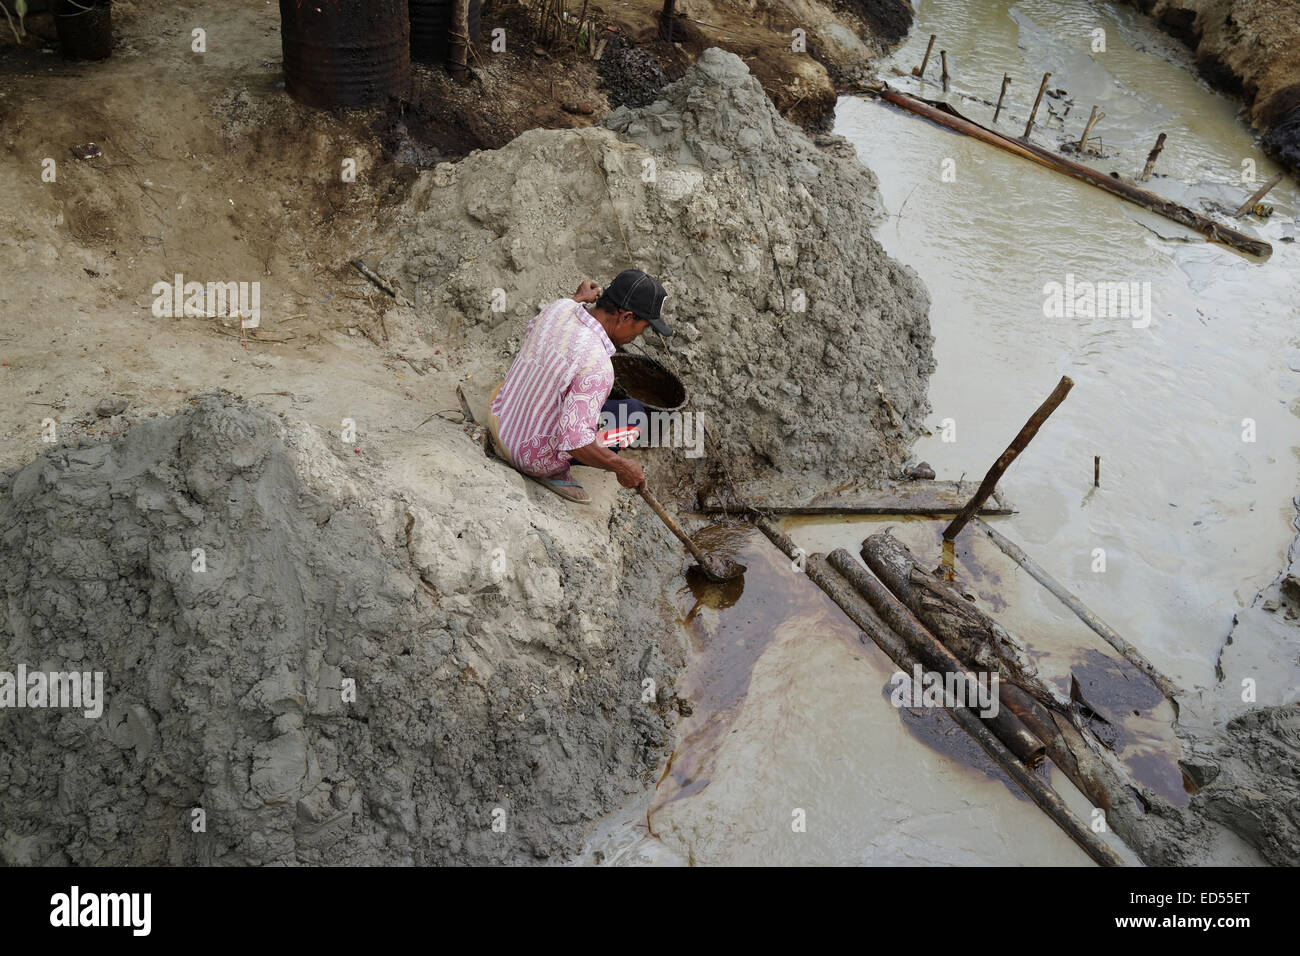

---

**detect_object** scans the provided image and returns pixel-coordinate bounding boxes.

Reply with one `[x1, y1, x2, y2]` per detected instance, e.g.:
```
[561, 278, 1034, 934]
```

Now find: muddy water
[577, 0, 1298, 865]
[838, 0, 1300, 691]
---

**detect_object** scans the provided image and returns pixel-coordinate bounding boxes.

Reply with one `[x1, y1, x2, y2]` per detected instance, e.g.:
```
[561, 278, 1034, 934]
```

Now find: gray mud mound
[385, 48, 934, 486]
[0, 396, 679, 865]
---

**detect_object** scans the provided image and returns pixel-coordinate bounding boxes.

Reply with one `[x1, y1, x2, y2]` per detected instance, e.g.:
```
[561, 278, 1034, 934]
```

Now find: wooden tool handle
[638, 486, 712, 566]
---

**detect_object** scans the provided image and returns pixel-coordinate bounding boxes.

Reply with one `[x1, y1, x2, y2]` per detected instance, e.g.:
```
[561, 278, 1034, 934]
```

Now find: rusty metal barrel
[410, 0, 481, 63]
[279, 0, 411, 108]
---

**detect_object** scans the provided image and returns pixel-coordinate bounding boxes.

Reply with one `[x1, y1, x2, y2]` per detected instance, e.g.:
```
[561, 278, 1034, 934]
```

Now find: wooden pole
[876, 88, 1271, 257]
[943, 376, 1073, 543]
[857, 531, 1173, 865]
[1094, 455, 1100, 487]
[825, 548, 1047, 768]
[1233, 171, 1285, 217]
[913, 33, 936, 77]
[659, 0, 676, 41]
[971, 517, 1183, 703]
[940, 50, 949, 92]
[750, 518, 1126, 866]
[993, 74, 1010, 123]
[1023, 72, 1051, 140]
[1077, 105, 1103, 151]
[449, 0, 470, 79]
[1138, 132, 1166, 181]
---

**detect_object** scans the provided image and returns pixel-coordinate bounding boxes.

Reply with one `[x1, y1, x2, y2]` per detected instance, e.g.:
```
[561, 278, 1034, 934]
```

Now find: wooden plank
[699, 479, 1016, 516]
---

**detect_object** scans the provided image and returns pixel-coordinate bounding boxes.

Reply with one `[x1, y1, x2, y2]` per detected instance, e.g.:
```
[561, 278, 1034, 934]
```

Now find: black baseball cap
[604, 269, 671, 336]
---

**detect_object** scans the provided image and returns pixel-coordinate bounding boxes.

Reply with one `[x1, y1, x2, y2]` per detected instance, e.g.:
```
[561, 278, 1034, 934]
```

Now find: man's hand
[573, 280, 601, 304]
[614, 458, 645, 490]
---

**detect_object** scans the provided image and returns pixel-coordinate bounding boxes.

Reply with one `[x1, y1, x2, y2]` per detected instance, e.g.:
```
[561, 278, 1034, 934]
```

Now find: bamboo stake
[971, 517, 1183, 704]
[943, 376, 1074, 542]
[1077, 105, 1103, 151]
[913, 34, 936, 77]
[751, 517, 1125, 867]
[1023, 72, 1051, 140]
[993, 74, 1010, 123]
[1233, 171, 1285, 218]
[874, 87, 1271, 256]
[940, 50, 949, 92]
[1139, 132, 1166, 181]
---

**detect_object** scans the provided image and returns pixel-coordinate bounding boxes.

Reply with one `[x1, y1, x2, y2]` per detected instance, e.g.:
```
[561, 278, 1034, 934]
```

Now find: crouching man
[487, 269, 672, 504]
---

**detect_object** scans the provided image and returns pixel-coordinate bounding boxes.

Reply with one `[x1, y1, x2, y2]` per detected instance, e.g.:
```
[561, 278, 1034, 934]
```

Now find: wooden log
[940, 50, 949, 92]
[971, 517, 1183, 703]
[993, 74, 1010, 124]
[825, 549, 1046, 768]
[749, 519, 1124, 866]
[913, 33, 936, 77]
[1233, 171, 1285, 218]
[699, 479, 1015, 516]
[1139, 132, 1166, 181]
[1023, 72, 1051, 139]
[858, 531, 1167, 864]
[875, 87, 1272, 256]
[1077, 105, 1103, 151]
[860, 530, 1069, 709]
[943, 376, 1073, 542]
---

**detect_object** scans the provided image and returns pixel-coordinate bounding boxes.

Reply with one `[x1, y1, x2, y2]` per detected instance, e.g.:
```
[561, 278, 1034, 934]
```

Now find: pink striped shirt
[490, 298, 615, 477]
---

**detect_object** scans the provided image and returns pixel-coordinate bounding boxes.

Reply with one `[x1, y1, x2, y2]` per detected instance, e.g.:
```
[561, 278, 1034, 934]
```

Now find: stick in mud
[1139, 132, 1166, 182]
[1023, 72, 1051, 140]
[913, 34, 936, 77]
[1077, 105, 1103, 151]
[940, 51, 949, 92]
[993, 74, 1010, 124]
[943, 375, 1073, 543]
[1094, 455, 1100, 487]
[1233, 171, 1285, 218]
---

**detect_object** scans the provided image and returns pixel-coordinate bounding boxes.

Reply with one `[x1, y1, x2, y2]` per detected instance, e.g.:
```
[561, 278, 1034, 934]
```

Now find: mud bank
[0, 50, 933, 865]
[1119, 0, 1300, 172]
[381, 49, 934, 491]
[0, 396, 690, 864]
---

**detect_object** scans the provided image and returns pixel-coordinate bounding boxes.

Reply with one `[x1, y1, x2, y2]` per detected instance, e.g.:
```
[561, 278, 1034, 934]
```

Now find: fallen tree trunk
[871, 86, 1271, 257]
[860, 530, 1068, 709]
[824, 549, 1046, 768]
[750, 516, 1124, 865]
[859, 530, 1178, 864]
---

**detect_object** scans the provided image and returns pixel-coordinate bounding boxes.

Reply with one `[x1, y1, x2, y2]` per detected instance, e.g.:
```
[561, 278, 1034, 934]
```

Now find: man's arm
[568, 441, 645, 489]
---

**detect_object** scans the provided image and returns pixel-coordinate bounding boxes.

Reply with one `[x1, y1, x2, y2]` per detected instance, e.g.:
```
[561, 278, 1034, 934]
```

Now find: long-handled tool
[637, 485, 745, 583]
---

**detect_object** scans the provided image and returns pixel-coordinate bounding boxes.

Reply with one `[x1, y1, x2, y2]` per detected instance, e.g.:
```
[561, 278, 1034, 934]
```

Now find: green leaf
[15, 0, 28, 18]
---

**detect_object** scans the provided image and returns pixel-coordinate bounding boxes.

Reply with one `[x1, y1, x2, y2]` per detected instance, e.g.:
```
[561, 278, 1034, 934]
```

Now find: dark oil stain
[1066, 648, 1188, 806]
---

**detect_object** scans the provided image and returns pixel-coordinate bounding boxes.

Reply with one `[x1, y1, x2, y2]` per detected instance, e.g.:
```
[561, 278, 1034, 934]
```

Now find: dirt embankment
[379, 48, 934, 493]
[0, 0, 933, 862]
[1118, 0, 1300, 173]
